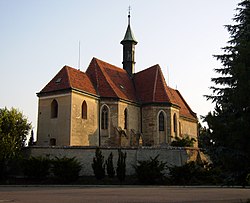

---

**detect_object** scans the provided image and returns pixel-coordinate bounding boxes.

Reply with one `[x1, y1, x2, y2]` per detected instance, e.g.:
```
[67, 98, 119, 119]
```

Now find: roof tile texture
[39, 57, 196, 120]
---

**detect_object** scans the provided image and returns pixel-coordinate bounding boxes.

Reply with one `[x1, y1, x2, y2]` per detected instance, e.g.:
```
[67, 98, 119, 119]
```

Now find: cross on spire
[128, 6, 131, 25]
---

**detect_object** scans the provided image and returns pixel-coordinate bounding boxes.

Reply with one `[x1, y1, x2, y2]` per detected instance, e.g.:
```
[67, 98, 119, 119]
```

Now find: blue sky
[0, 0, 239, 135]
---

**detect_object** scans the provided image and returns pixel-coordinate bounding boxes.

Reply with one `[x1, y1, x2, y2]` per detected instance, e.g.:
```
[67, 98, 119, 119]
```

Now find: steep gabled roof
[38, 58, 197, 121]
[86, 58, 137, 102]
[168, 87, 197, 120]
[133, 64, 196, 120]
[133, 65, 174, 103]
[39, 66, 96, 95]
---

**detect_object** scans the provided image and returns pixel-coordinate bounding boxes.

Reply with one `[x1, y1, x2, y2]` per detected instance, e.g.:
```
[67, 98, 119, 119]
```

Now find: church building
[36, 13, 198, 147]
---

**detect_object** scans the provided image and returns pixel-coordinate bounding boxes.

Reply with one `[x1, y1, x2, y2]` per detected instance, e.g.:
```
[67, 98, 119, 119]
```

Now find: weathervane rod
[78, 41, 81, 70]
[128, 6, 131, 25]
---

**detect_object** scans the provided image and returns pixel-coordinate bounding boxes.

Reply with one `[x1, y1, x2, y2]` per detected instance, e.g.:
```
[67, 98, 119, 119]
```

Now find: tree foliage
[52, 156, 82, 183]
[134, 155, 166, 184]
[92, 147, 105, 180]
[106, 152, 115, 178]
[171, 136, 196, 147]
[22, 156, 51, 180]
[204, 0, 250, 185]
[0, 107, 31, 161]
[116, 149, 126, 183]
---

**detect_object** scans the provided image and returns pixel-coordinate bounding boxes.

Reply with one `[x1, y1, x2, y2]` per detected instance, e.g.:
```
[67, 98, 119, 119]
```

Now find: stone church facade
[36, 14, 198, 147]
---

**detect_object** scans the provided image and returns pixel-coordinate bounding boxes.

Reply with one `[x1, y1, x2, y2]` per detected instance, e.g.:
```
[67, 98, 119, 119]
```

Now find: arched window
[82, 101, 87, 119]
[51, 99, 58, 118]
[101, 105, 109, 129]
[173, 114, 177, 133]
[159, 111, 165, 131]
[124, 108, 128, 129]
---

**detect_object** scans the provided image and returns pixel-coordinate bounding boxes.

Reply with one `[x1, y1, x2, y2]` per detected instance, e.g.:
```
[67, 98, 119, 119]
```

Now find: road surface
[0, 186, 249, 203]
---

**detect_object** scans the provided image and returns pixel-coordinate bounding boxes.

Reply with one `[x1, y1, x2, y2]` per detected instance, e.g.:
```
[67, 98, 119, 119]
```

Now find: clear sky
[0, 0, 239, 136]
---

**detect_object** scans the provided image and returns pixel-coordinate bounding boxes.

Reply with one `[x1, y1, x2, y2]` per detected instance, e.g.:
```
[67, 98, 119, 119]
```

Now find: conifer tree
[116, 149, 126, 183]
[106, 152, 115, 178]
[205, 0, 250, 185]
[92, 148, 105, 180]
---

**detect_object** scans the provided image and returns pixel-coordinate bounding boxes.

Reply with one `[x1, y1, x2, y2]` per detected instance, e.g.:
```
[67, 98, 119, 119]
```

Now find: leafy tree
[92, 147, 105, 180]
[0, 107, 31, 178]
[204, 0, 250, 185]
[106, 152, 115, 178]
[116, 149, 126, 183]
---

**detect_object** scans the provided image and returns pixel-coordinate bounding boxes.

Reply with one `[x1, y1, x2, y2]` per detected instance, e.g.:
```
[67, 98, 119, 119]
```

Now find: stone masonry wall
[23, 146, 201, 176]
[70, 91, 99, 146]
[37, 93, 71, 146]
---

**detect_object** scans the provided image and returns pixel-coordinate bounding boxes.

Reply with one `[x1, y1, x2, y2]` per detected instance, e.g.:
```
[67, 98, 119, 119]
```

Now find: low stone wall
[23, 146, 201, 176]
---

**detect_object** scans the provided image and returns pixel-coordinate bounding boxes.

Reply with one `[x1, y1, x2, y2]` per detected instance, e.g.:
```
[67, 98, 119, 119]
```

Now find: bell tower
[120, 8, 138, 77]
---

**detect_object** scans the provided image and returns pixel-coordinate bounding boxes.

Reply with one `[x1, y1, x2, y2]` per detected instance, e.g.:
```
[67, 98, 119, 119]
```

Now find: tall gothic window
[159, 111, 165, 131]
[124, 108, 128, 129]
[51, 99, 58, 118]
[101, 105, 109, 129]
[82, 101, 87, 119]
[173, 114, 177, 133]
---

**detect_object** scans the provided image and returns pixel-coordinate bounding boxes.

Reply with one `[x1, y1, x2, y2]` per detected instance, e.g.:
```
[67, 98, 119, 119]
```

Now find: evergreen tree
[106, 152, 115, 178]
[28, 130, 34, 146]
[204, 0, 250, 185]
[92, 147, 105, 180]
[116, 149, 126, 183]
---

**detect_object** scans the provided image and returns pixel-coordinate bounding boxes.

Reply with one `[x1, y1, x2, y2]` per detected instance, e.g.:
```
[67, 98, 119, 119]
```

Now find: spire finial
[128, 6, 131, 25]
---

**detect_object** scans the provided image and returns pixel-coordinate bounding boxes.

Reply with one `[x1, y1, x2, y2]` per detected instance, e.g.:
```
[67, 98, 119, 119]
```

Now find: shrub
[116, 149, 126, 183]
[246, 173, 250, 186]
[92, 148, 105, 180]
[171, 136, 196, 147]
[168, 161, 220, 185]
[22, 156, 51, 179]
[134, 155, 166, 184]
[106, 152, 115, 178]
[52, 156, 81, 183]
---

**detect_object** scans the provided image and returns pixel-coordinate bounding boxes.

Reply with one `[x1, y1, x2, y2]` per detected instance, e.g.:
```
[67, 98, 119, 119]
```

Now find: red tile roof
[38, 57, 197, 120]
[168, 87, 197, 120]
[134, 65, 172, 103]
[39, 65, 96, 95]
[86, 58, 137, 101]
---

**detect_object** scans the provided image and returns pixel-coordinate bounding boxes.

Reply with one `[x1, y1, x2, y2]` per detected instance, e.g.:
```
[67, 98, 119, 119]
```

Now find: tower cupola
[121, 9, 137, 77]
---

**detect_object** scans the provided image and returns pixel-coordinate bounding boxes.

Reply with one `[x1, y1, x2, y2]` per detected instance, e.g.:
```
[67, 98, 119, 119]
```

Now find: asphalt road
[0, 186, 249, 203]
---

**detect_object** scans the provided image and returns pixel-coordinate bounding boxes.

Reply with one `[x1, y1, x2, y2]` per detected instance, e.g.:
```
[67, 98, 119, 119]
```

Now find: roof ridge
[94, 57, 123, 71]
[65, 66, 72, 88]
[158, 67, 172, 103]
[175, 90, 197, 117]
[152, 66, 159, 102]
[135, 64, 159, 75]
[95, 59, 118, 97]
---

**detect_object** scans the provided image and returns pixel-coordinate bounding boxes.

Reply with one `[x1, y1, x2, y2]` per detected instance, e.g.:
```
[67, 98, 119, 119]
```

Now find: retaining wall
[23, 146, 201, 176]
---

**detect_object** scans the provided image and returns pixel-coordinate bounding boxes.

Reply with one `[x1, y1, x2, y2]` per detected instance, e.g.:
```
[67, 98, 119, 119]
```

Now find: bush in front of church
[52, 156, 82, 183]
[171, 136, 196, 147]
[22, 156, 51, 180]
[133, 155, 167, 184]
